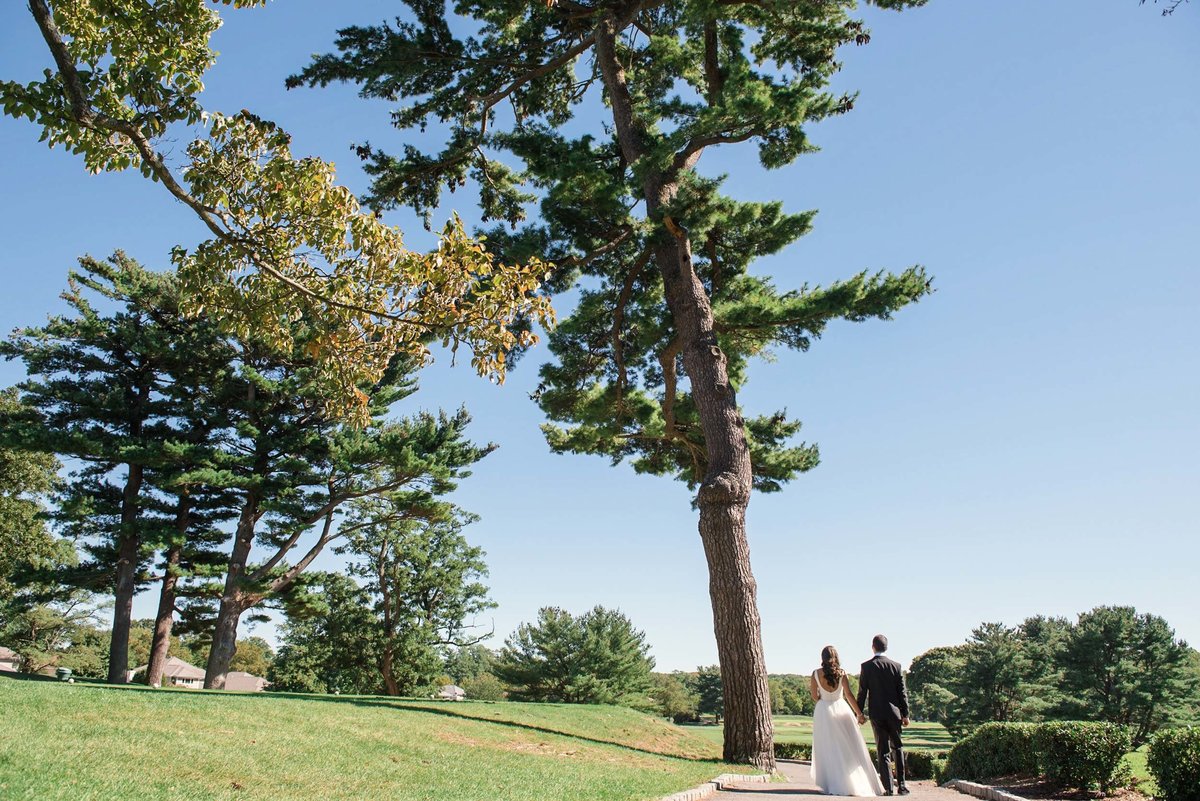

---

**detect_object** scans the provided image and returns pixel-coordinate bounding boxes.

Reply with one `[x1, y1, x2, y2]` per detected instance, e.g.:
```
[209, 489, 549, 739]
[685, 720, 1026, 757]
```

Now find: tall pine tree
[1, 255, 184, 683]
[293, 0, 930, 766]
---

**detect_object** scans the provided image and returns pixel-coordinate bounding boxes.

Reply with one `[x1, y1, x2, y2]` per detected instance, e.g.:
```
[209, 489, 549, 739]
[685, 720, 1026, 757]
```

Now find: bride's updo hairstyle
[821, 645, 845, 688]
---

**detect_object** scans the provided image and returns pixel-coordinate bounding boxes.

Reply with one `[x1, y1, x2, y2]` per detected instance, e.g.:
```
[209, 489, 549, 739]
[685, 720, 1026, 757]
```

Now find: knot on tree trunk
[697, 471, 750, 509]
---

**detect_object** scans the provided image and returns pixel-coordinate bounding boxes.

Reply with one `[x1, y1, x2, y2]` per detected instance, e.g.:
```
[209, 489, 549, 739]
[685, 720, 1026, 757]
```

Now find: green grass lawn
[0, 674, 757, 801]
[1125, 745, 1158, 796]
[683, 715, 955, 753]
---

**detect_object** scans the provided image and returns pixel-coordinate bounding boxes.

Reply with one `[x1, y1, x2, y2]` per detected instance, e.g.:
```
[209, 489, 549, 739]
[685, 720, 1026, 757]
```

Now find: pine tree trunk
[147, 497, 188, 687]
[204, 498, 256, 689]
[593, 12, 775, 770]
[107, 462, 144, 684]
[146, 544, 180, 687]
[656, 231, 775, 771]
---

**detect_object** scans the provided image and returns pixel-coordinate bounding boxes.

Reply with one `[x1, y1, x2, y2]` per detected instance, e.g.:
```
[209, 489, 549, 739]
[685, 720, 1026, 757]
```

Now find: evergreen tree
[200, 373, 493, 689]
[268, 572, 382, 695]
[140, 305, 241, 688]
[0, 254, 186, 683]
[340, 499, 494, 696]
[693, 664, 725, 724]
[293, 0, 931, 767]
[1059, 605, 1197, 747]
[950, 623, 1029, 732]
[907, 645, 965, 726]
[494, 606, 655, 705]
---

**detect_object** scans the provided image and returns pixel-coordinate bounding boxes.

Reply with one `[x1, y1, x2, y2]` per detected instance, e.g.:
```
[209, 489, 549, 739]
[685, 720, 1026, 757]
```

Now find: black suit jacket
[857, 654, 910, 724]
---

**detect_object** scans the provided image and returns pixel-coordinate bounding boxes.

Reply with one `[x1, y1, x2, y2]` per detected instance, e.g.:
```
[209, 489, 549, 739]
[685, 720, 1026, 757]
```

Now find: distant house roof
[437, 684, 466, 699]
[223, 671, 268, 692]
[129, 656, 206, 681]
[0, 646, 17, 660]
[164, 657, 206, 680]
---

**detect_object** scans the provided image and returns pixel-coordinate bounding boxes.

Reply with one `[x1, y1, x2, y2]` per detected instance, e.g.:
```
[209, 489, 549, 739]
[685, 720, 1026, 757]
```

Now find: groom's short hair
[872, 634, 888, 653]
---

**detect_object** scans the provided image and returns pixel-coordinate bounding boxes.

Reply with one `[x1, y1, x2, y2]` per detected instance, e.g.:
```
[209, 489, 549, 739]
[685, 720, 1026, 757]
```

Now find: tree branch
[469, 34, 596, 113]
[25, 0, 439, 330]
[610, 246, 651, 406]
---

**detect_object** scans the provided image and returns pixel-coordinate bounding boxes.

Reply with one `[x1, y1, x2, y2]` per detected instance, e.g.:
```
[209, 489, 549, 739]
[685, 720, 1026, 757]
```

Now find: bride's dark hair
[821, 645, 844, 688]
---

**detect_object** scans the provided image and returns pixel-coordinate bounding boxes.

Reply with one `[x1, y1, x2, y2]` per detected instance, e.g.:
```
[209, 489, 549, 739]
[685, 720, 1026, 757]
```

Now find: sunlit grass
[682, 715, 955, 752]
[0, 674, 756, 801]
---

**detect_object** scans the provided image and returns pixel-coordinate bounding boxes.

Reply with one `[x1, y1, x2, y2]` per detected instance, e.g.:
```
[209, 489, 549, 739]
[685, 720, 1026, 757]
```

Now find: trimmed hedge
[774, 741, 941, 781]
[1035, 722, 1131, 792]
[946, 722, 1040, 780]
[775, 742, 812, 760]
[1148, 727, 1200, 801]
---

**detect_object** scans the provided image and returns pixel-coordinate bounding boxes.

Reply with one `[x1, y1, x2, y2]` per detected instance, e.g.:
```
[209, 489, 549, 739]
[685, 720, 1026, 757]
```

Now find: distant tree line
[907, 606, 1200, 747]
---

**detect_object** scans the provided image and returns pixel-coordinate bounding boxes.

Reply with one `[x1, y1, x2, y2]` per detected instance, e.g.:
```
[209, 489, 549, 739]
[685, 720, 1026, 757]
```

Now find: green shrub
[1035, 722, 1132, 793]
[945, 722, 1039, 780]
[904, 750, 940, 781]
[1148, 727, 1200, 801]
[932, 757, 950, 785]
[774, 742, 812, 760]
[865, 748, 940, 781]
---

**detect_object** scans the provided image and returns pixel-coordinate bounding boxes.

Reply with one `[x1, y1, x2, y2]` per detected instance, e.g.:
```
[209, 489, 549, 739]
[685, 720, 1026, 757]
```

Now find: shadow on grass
[0, 673, 727, 765]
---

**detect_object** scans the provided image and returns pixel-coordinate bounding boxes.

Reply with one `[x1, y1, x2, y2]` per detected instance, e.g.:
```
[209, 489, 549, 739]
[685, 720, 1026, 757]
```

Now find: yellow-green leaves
[3, 0, 554, 424]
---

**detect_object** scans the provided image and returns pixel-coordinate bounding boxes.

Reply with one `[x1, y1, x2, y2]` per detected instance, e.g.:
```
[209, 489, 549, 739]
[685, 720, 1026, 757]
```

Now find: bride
[810, 646, 885, 797]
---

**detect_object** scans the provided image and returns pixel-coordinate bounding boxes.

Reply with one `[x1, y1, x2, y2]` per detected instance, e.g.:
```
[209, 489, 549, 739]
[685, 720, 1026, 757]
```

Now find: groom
[856, 634, 911, 796]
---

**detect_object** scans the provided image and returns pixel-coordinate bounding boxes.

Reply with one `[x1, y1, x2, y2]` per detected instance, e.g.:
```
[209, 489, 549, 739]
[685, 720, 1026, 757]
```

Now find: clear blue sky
[1, 2, 1196, 674]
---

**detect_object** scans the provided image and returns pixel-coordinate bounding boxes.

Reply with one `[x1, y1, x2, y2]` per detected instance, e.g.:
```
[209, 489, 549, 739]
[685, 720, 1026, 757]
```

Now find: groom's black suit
[857, 654, 910, 794]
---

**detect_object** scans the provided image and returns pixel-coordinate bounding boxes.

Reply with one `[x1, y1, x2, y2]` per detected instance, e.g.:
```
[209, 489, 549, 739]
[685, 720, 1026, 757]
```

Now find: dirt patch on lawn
[432, 728, 677, 769]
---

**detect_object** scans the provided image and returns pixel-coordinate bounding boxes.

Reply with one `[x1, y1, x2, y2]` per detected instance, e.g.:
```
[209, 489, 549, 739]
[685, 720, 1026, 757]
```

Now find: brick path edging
[656, 773, 772, 801]
[945, 779, 1032, 801]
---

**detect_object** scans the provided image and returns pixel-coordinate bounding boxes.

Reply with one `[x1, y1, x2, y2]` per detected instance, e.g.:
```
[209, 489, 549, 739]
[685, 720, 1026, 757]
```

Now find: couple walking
[809, 634, 911, 797]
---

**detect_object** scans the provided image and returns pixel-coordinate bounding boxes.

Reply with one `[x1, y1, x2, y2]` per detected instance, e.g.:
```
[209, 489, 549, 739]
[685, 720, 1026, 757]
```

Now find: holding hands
[857, 713, 866, 725]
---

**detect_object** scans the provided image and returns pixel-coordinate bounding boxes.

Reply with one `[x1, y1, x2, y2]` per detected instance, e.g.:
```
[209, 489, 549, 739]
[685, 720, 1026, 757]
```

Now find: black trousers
[870, 717, 906, 793]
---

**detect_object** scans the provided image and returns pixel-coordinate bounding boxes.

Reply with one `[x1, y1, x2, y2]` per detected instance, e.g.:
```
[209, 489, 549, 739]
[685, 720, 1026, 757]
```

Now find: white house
[128, 656, 206, 688]
[0, 646, 20, 672]
[436, 684, 466, 701]
[223, 671, 269, 692]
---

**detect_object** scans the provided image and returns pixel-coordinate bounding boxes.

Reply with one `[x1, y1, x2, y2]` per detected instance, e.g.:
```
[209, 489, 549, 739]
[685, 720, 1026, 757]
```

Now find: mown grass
[683, 715, 955, 753]
[1125, 746, 1158, 796]
[0, 674, 756, 801]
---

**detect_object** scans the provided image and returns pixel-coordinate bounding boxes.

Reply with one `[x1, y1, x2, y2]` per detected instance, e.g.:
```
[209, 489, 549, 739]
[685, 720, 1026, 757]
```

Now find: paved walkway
[707, 761, 966, 801]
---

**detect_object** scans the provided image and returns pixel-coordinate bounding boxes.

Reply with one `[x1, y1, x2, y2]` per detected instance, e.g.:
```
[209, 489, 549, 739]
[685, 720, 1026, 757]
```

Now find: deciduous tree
[1, 0, 553, 422]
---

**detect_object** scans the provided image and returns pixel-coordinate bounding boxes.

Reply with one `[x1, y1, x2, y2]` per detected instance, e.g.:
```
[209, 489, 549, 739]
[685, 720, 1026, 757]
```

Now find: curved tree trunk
[146, 542, 181, 687]
[204, 497, 257, 689]
[593, 10, 775, 770]
[656, 231, 774, 770]
[147, 496, 189, 687]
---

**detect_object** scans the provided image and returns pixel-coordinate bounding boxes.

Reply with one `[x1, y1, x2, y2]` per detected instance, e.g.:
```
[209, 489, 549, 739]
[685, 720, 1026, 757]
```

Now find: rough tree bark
[107, 378, 151, 685]
[146, 495, 189, 687]
[203, 495, 258, 689]
[595, 11, 775, 770]
[107, 465, 143, 684]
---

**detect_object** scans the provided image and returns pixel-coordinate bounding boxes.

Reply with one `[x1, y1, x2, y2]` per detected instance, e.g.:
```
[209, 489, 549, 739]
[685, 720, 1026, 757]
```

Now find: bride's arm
[842, 679, 866, 722]
[809, 672, 820, 702]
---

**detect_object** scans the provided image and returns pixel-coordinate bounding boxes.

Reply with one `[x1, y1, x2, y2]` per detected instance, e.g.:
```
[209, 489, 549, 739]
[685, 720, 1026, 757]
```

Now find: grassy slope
[684, 716, 956, 752]
[0, 675, 753, 801]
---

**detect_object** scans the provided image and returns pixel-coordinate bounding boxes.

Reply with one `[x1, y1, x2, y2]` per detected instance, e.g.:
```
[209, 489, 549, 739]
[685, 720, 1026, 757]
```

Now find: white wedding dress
[810, 669, 885, 797]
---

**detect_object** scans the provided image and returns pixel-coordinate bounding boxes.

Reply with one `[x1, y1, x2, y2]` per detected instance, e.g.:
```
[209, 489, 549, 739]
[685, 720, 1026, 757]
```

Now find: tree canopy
[494, 606, 655, 706]
[1, 0, 554, 422]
